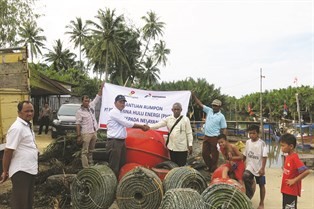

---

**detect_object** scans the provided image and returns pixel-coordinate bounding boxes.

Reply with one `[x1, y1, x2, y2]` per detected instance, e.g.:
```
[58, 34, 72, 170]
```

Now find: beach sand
[251, 167, 314, 209]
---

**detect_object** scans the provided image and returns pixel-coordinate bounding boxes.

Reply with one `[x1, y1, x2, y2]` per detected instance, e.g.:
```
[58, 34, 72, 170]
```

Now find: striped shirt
[76, 95, 101, 134]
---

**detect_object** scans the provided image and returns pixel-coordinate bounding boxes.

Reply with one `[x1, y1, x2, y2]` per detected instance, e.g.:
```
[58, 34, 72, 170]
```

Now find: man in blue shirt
[193, 94, 227, 172]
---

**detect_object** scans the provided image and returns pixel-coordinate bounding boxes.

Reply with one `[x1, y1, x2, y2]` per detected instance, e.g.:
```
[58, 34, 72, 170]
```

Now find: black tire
[51, 131, 58, 139]
[95, 141, 107, 149]
[154, 161, 179, 170]
[92, 148, 109, 161]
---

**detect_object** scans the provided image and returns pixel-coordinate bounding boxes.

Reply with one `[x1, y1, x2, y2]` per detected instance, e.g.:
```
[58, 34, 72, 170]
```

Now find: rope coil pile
[163, 166, 207, 194]
[116, 166, 163, 209]
[201, 182, 253, 209]
[160, 188, 206, 209]
[71, 165, 117, 209]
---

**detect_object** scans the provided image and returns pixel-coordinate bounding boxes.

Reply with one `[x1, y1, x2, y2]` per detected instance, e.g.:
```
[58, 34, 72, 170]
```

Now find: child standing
[242, 125, 268, 209]
[280, 133, 309, 209]
[217, 134, 245, 186]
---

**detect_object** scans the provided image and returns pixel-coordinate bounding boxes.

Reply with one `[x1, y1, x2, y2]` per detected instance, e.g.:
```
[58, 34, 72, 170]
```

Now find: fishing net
[201, 181, 253, 209]
[163, 166, 207, 194]
[160, 188, 206, 209]
[116, 166, 163, 209]
[71, 165, 117, 209]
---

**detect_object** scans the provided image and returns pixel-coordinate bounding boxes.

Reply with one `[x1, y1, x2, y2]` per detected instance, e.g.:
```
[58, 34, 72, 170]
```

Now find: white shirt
[243, 138, 268, 176]
[107, 106, 134, 139]
[5, 117, 38, 177]
[149, 115, 193, 151]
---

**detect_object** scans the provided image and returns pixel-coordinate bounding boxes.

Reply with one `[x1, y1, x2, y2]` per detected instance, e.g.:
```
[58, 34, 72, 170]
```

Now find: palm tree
[44, 39, 76, 72]
[65, 17, 88, 68]
[140, 57, 160, 87]
[86, 8, 128, 81]
[17, 21, 46, 63]
[140, 11, 165, 63]
[153, 40, 170, 67]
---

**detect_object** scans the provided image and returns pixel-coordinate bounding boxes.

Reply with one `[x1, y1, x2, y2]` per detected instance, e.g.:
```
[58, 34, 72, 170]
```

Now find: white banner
[99, 83, 191, 132]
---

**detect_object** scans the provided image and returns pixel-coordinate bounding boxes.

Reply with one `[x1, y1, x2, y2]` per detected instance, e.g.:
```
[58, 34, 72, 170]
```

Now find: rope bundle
[116, 166, 163, 209]
[163, 166, 207, 194]
[71, 165, 117, 209]
[201, 182, 253, 209]
[160, 188, 206, 209]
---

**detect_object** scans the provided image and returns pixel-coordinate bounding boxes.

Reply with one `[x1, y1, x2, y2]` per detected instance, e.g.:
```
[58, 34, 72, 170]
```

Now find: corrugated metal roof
[30, 68, 73, 96]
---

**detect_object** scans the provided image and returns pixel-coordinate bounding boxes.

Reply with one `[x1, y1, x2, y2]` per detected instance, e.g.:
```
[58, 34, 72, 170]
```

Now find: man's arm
[0, 148, 14, 183]
[192, 92, 204, 109]
[133, 123, 150, 131]
[97, 81, 105, 97]
[221, 128, 227, 135]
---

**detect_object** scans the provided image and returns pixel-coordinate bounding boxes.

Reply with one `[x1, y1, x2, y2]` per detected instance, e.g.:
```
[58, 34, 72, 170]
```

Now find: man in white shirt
[0, 101, 38, 209]
[106, 95, 149, 176]
[149, 102, 193, 166]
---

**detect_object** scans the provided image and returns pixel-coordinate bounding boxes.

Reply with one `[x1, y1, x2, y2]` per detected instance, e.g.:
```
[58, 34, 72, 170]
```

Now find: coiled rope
[71, 165, 117, 209]
[163, 166, 207, 194]
[116, 166, 163, 209]
[160, 188, 206, 209]
[201, 182, 253, 209]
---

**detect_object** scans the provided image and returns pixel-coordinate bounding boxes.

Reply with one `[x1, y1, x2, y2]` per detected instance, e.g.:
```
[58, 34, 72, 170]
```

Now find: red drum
[126, 129, 170, 168]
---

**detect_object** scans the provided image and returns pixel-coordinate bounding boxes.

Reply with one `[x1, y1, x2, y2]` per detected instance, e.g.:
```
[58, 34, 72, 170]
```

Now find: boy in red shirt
[280, 133, 310, 209]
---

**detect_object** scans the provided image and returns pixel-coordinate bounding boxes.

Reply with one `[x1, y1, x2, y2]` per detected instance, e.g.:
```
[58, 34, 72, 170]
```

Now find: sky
[35, 0, 314, 98]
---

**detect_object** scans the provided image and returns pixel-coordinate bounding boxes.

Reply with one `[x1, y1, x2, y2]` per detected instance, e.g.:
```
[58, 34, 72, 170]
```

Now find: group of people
[0, 82, 310, 209]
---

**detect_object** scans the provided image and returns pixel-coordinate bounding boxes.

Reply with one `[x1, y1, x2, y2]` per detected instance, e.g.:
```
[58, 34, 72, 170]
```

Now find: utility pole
[260, 68, 264, 139]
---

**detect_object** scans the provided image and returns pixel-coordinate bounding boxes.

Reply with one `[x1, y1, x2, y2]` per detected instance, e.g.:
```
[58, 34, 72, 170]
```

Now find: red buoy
[118, 163, 142, 181]
[125, 129, 170, 168]
[151, 167, 169, 181]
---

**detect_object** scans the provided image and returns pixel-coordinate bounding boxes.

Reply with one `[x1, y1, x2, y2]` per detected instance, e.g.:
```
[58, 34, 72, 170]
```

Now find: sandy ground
[1, 133, 314, 209]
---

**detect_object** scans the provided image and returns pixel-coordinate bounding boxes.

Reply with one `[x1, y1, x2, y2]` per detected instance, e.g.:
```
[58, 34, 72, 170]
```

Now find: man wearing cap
[107, 94, 149, 176]
[76, 82, 104, 168]
[193, 93, 227, 172]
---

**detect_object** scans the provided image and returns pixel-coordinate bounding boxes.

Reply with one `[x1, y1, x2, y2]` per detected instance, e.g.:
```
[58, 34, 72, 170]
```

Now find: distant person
[193, 93, 227, 172]
[242, 125, 268, 209]
[76, 82, 104, 168]
[280, 133, 309, 209]
[106, 94, 149, 177]
[217, 134, 245, 186]
[149, 102, 193, 166]
[0, 101, 38, 209]
[38, 102, 52, 135]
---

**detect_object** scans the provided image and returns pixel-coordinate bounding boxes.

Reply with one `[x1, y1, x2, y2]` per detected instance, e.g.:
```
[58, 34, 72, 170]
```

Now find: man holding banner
[193, 93, 227, 172]
[106, 94, 149, 177]
[149, 102, 193, 166]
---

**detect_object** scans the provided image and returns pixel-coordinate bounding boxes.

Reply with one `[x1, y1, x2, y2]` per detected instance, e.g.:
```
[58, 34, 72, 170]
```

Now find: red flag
[248, 103, 254, 116]
[283, 103, 288, 115]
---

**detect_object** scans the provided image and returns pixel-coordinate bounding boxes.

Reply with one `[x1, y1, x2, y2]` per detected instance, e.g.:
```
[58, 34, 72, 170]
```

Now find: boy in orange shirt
[280, 133, 310, 209]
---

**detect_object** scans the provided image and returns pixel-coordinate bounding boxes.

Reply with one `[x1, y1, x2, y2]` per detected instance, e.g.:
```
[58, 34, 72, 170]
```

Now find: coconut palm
[140, 11, 165, 63]
[140, 57, 160, 87]
[65, 17, 88, 68]
[44, 39, 76, 72]
[153, 40, 170, 67]
[17, 21, 46, 63]
[86, 8, 128, 81]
